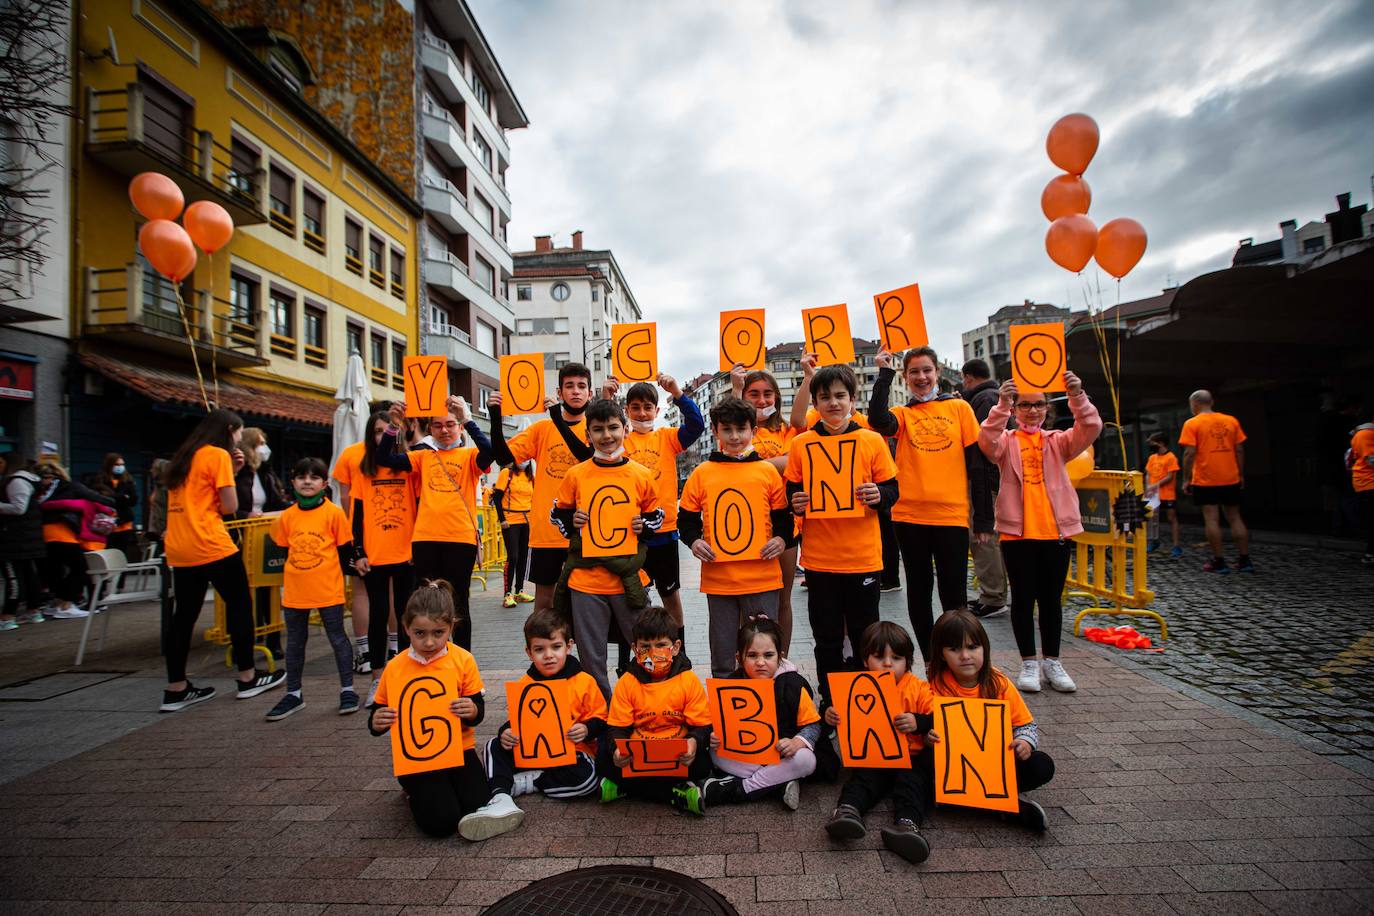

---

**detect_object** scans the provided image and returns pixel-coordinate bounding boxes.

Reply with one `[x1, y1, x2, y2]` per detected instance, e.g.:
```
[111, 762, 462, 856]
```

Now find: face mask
[1019, 423, 1043, 435]
[755, 404, 776, 420]
[912, 388, 939, 403]
[295, 490, 325, 509]
[435, 436, 464, 451]
[636, 646, 674, 679]
[112, 464, 126, 476]
[255, 444, 271, 462]
[561, 400, 587, 416]
[593, 444, 625, 462]
[630, 419, 655, 434]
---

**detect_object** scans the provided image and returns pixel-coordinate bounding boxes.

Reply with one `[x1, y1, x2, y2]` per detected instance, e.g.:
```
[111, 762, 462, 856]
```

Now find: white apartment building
[960, 300, 1078, 379]
[510, 232, 642, 395]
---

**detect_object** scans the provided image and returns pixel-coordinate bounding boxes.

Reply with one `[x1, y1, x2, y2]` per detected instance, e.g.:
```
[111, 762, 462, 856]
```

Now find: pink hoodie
[977, 391, 1102, 539]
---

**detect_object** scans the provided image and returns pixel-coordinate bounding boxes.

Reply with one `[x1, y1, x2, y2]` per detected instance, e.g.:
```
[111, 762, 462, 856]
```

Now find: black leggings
[894, 522, 969, 661]
[1000, 538, 1072, 659]
[3, 559, 40, 616]
[805, 569, 881, 704]
[501, 522, 530, 595]
[397, 747, 492, 837]
[412, 541, 477, 650]
[44, 541, 88, 604]
[168, 552, 255, 681]
[363, 562, 414, 671]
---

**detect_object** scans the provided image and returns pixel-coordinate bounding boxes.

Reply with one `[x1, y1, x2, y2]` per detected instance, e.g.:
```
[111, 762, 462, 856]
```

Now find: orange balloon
[1094, 217, 1148, 279]
[183, 201, 235, 254]
[1041, 174, 1092, 221]
[1045, 214, 1098, 273]
[1046, 113, 1099, 176]
[1066, 444, 1095, 483]
[139, 219, 198, 282]
[128, 172, 184, 221]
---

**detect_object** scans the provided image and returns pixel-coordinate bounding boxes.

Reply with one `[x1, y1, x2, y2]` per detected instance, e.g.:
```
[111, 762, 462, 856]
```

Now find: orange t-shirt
[1179, 412, 1246, 487]
[330, 441, 366, 519]
[679, 458, 787, 595]
[42, 522, 79, 545]
[1352, 429, 1374, 493]
[888, 399, 980, 527]
[783, 427, 898, 574]
[805, 408, 871, 430]
[349, 468, 417, 566]
[506, 669, 608, 756]
[270, 501, 351, 609]
[930, 670, 1033, 728]
[495, 467, 534, 515]
[410, 448, 484, 544]
[555, 458, 659, 595]
[608, 667, 712, 739]
[750, 424, 796, 461]
[1002, 431, 1059, 541]
[625, 427, 686, 531]
[507, 417, 587, 549]
[894, 671, 934, 754]
[165, 445, 238, 568]
[1145, 451, 1181, 501]
[374, 644, 484, 751]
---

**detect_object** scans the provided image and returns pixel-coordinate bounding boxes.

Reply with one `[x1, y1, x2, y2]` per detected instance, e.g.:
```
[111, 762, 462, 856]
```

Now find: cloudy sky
[471, 0, 1374, 380]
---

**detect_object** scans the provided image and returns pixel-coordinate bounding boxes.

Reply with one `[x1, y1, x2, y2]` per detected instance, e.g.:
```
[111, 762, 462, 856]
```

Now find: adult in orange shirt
[377, 396, 492, 649]
[492, 460, 535, 607]
[161, 408, 286, 712]
[868, 346, 988, 662]
[1349, 415, 1374, 565]
[1179, 390, 1252, 573]
[1145, 432, 1182, 558]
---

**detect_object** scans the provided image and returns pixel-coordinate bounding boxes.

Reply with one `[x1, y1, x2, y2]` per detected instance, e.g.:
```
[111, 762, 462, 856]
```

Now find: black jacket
[963, 378, 1002, 534]
[0, 471, 45, 560]
[235, 464, 290, 519]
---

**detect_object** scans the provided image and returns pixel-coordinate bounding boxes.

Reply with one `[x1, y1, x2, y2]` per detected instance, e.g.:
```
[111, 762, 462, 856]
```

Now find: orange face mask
[637, 647, 674, 679]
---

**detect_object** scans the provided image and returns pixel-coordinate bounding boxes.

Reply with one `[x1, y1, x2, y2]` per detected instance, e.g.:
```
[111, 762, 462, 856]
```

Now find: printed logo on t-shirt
[288, 530, 329, 570]
[904, 412, 956, 452]
[630, 441, 664, 480]
[543, 444, 577, 481]
[370, 478, 409, 530]
[425, 456, 469, 493]
[1019, 438, 1045, 486]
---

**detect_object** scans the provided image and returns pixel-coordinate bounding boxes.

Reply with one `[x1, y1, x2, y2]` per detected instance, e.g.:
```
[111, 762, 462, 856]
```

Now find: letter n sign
[805, 437, 862, 519]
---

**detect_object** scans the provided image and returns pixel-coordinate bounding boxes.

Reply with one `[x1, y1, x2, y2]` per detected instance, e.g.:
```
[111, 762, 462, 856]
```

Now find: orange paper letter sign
[707, 679, 781, 764]
[719, 309, 766, 371]
[403, 356, 448, 417]
[803, 437, 863, 519]
[873, 284, 929, 353]
[391, 670, 466, 776]
[828, 671, 910, 769]
[582, 483, 638, 558]
[1009, 323, 1067, 393]
[708, 487, 771, 562]
[614, 738, 689, 777]
[933, 697, 1018, 812]
[612, 322, 658, 382]
[802, 305, 856, 367]
[505, 679, 576, 768]
[500, 353, 546, 416]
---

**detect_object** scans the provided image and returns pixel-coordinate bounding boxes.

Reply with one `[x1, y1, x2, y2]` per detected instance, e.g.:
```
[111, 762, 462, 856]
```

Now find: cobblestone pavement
[1068, 530, 1374, 769]
[2, 548, 1374, 913]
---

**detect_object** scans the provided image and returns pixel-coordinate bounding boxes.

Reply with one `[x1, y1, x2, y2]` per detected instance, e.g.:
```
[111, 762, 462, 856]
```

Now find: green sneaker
[669, 781, 705, 816]
[598, 777, 623, 804]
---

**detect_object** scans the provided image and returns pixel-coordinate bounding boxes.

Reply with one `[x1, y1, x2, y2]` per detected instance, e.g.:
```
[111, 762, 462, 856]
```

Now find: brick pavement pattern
[3, 549, 1374, 914]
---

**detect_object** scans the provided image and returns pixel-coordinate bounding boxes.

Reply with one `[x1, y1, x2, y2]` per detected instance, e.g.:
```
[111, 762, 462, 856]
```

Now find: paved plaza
[1, 534, 1372, 914]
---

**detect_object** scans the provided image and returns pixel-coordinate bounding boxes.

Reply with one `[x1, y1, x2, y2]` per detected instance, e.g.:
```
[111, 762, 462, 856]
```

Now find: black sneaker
[265, 693, 305, 721]
[701, 775, 741, 806]
[160, 682, 216, 713]
[236, 668, 286, 699]
[970, 601, 1007, 619]
[1017, 795, 1048, 832]
[880, 818, 930, 864]
[825, 804, 866, 840]
[354, 654, 372, 675]
[338, 691, 360, 715]
[880, 582, 903, 593]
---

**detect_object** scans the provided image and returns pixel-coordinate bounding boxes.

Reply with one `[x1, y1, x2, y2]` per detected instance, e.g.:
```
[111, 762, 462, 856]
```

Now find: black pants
[168, 552, 254, 681]
[894, 522, 969, 661]
[412, 541, 477, 650]
[1001, 538, 1072, 658]
[1012, 749, 1056, 794]
[106, 529, 138, 563]
[363, 562, 414, 671]
[805, 569, 881, 704]
[1362, 490, 1374, 555]
[840, 747, 934, 824]
[396, 747, 492, 838]
[595, 734, 712, 803]
[501, 523, 530, 595]
[253, 586, 282, 659]
[485, 736, 600, 798]
[44, 541, 88, 604]
[3, 559, 39, 616]
[879, 511, 902, 588]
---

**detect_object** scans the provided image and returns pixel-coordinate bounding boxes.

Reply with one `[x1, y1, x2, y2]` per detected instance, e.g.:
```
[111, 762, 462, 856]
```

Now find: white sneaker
[365, 679, 380, 707]
[458, 792, 525, 841]
[1042, 658, 1077, 693]
[1016, 659, 1042, 693]
[511, 770, 541, 797]
[49, 606, 91, 619]
[781, 779, 801, 811]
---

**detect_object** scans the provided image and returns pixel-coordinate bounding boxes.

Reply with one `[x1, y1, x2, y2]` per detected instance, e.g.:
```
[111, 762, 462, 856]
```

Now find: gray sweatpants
[570, 590, 639, 700]
[706, 591, 780, 678]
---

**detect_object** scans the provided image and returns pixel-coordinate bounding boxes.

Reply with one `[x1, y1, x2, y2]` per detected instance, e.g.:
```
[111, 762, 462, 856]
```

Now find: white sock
[288, 690, 302, 699]
[388, 634, 398, 652]
[355, 635, 369, 654]
[341, 686, 356, 696]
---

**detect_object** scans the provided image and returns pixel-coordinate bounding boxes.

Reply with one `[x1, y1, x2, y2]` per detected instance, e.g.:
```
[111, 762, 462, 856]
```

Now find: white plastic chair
[75, 548, 163, 665]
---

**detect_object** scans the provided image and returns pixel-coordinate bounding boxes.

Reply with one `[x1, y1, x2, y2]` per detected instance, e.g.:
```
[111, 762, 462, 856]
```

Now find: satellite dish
[107, 27, 122, 65]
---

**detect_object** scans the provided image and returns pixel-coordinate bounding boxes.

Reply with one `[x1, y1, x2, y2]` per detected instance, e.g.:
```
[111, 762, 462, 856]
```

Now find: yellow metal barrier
[471, 505, 507, 590]
[1068, 470, 1167, 641]
[208, 516, 287, 670]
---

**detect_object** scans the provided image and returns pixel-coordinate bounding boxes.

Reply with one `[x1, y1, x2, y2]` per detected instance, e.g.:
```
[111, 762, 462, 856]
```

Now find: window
[302, 188, 324, 252]
[1303, 236, 1325, 253]
[544, 352, 570, 369]
[268, 165, 294, 235]
[368, 235, 385, 287]
[516, 284, 531, 300]
[138, 69, 191, 164]
[516, 317, 568, 335]
[994, 333, 1008, 354]
[973, 339, 984, 358]
[303, 304, 326, 367]
[269, 288, 295, 357]
[516, 319, 532, 335]
[344, 218, 363, 275]
[370, 333, 388, 384]
[471, 193, 494, 234]
[772, 360, 789, 372]
[229, 136, 258, 199]
[390, 248, 405, 298]
[471, 69, 490, 110]
[429, 303, 451, 332]
[347, 322, 364, 359]
[592, 286, 599, 302]
[472, 131, 492, 171]
[477, 385, 494, 415]
[228, 272, 258, 347]
[551, 282, 571, 302]
[268, 55, 304, 93]
[475, 320, 496, 357]
[472, 255, 494, 294]
[391, 340, 406, 389]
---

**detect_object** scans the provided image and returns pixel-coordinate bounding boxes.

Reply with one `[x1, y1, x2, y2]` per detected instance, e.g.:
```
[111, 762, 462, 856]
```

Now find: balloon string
[1080, 271, 1130, 481]
[174, 284, 211, 411]
[208, 250, 220, 408]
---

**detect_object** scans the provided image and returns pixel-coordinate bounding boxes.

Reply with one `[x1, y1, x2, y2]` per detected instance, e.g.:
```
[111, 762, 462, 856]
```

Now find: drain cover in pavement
[481, 865, 738, 915]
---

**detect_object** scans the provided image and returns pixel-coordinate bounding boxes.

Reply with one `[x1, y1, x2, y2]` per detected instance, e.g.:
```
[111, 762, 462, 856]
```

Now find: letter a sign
[707, 679, 781, 764]
[933, 697, 1018, 812]
[827, 671, 909, 769]
[505, 679, 576, 767]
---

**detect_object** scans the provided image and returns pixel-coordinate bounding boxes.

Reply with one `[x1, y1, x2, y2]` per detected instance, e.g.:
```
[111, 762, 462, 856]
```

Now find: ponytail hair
[402, 578, 458, 628]
[736, 615, 784, 660]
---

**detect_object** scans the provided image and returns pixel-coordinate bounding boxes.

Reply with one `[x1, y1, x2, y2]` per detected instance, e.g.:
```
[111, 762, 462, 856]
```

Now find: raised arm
[374, 401, 417, 471]
[867, 350, 899, 437]
[789, 354, 817, 431]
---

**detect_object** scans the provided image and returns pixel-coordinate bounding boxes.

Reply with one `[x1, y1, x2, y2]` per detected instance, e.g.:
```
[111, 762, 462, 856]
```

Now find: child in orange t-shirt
[1145, 432, 1182, 557]
[265, 458, 367, 721]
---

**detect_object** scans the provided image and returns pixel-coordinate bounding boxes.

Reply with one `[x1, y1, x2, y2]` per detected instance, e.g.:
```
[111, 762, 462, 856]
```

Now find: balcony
[83, 264, 268, 368]
[85, 83, 268, 228]
[424, 248, 514, 328]
[423, 323, 499, 380]
[422, 176, 513, 274]
[419, 33, 512, 165]
[421, 97, 511, 217]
